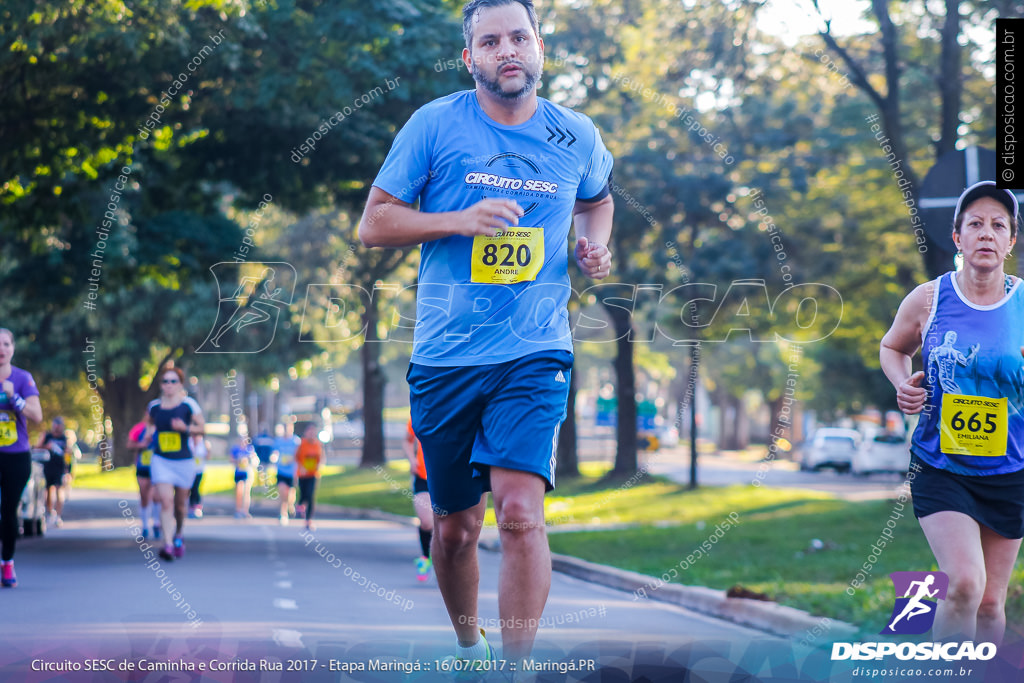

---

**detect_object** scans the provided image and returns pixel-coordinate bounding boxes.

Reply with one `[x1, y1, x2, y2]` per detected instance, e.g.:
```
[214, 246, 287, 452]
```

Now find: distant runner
[404, 418, 434, 581]
[144, 365, 204, 561]
[38, 416, 69, 528]
[0, 328, 43, 587]
[295, 424, 323, 531]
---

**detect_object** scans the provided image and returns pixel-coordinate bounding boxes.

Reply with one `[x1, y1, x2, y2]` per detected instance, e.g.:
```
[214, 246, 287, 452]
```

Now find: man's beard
[471, 59, 541, 101]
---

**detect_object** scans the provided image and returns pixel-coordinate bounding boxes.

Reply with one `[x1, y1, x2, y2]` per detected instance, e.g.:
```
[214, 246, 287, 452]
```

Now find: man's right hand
[452, 199, 524, 237]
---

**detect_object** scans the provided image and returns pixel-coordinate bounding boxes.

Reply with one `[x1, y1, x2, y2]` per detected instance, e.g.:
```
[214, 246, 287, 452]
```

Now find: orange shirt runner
[407, 418, 427, 481]
[295, 438, 323, 478]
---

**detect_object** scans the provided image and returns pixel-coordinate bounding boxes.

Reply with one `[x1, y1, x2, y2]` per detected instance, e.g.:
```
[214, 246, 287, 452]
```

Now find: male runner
[359, 0, 614, 665]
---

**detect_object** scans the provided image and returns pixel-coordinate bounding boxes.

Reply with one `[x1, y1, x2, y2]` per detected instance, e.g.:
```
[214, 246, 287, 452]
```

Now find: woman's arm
[880, 281, 934, 414]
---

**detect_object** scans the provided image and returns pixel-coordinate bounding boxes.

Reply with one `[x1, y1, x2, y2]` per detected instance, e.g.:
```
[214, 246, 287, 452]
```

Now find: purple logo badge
[881, 571, 949, 635]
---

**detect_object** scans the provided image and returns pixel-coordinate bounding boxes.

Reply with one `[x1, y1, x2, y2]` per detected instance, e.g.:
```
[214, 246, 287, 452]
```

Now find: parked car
[799, 428, 861, 472]
[852, 432, 912, 476]
[19, 449, 50, 537]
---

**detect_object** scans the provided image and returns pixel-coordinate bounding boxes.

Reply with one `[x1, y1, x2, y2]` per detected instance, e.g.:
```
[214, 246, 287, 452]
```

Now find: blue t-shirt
[254, 432, 275, 462]
[274, 436, 299, 477]
[231, 443, 256, 472]
[373, 91, 614, 367]
[911, 273, 1024, 475]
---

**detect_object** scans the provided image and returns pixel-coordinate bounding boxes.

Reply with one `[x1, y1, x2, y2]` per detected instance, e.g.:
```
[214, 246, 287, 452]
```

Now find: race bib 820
[471, 227, 544, 284]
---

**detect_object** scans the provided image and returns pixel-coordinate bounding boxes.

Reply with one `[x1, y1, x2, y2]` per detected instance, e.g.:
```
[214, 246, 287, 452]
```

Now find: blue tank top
[911, 272, 1024, 475]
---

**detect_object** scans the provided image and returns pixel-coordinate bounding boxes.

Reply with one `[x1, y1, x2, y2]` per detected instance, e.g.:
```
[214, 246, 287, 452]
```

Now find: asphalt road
[0, 489, 802, 682]
[644, 449, 913, 501]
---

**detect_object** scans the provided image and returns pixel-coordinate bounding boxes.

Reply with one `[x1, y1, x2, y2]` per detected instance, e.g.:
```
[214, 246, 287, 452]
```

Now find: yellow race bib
[158, 431, 182, 453]
[471, 228, 544, 284]
[940, 394, 1009, 457]
[140, 449, 153, 466]
[0, 411, 16, 447]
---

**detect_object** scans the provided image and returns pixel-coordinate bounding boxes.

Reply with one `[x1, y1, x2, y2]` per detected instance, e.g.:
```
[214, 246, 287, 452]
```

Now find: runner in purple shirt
[0, 328, 43, 587]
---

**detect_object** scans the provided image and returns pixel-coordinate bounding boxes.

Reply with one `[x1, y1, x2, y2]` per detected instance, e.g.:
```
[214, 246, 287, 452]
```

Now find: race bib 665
[940, 394, 1008, 457]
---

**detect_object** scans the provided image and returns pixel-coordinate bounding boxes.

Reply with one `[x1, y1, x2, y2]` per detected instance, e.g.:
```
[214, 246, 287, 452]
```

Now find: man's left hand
[575, 237, 612, 279]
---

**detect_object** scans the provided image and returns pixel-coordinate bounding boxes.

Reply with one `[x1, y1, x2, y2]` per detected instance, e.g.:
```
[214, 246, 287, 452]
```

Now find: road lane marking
[273, 629, 305, 648]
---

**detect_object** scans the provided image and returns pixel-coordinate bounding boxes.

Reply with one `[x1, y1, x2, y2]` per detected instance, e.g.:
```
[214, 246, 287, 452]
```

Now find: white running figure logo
[888, 574, 940, 631]
[210, 267, 285, 348]
[929, 330, 979, 393]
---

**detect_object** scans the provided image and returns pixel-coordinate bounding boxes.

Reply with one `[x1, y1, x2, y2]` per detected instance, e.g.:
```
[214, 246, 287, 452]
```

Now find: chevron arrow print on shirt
[545, 125, 577, 148]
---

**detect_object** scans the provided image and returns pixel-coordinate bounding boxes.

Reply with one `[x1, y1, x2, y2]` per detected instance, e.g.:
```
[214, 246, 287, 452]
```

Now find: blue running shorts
[408, 350, 572, 514]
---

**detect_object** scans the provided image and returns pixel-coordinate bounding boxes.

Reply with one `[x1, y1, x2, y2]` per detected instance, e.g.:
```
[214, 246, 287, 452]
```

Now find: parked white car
[852, 432, 912, 475]
[799, 428, 861, 472]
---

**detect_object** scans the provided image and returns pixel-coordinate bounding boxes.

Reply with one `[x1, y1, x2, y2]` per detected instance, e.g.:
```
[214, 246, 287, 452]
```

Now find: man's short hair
[463, 0, 540, 49]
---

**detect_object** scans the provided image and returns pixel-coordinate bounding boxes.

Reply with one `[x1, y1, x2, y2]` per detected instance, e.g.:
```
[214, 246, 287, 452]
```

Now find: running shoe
[142, 528, 149, 540]
[1, 561, 16, 588]
[441, 629, 495, 681]
[193, 505, 203, 519]
[415, 556, 432, 582]
[53, 516, 63, 528]
[153, 524, 162, 540]
[173, 536, 185, 559]
[279, 514, 289, 526]
[187, 506, 198, 519]
[159, 544, 175, 561]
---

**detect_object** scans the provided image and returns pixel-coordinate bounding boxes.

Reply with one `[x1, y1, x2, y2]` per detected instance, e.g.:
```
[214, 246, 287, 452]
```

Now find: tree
[1, 1, 465, 465]
[812, 0, 1018, 277]
[540, 0, 767, 476]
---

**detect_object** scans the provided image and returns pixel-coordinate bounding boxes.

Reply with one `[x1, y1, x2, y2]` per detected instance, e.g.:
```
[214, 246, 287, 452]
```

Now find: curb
[549, 553, 858, 640]
[119, 490, 858, 640]
[289, 501, 859, 640]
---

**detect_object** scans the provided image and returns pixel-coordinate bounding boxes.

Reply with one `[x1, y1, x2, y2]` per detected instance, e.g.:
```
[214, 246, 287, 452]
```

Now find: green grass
[73, 460, 1024, 634]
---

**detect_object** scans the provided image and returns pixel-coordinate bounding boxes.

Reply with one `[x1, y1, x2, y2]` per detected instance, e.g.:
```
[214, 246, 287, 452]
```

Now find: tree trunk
[103, 370, 146, 468]
[719, 394, 742, 451]
[360, 298, 386, 468]
[228, 371, 243, 441]
[603, 302, 637, 477]
[715, 386, 728, 450]
[938, 0, 962, 159]
[768, 395, 788, 453]
[737, 393, 753, 450]
[556, 361, 579, 480]
[687, 343, 700, 489]
[821, 0, 964, 278]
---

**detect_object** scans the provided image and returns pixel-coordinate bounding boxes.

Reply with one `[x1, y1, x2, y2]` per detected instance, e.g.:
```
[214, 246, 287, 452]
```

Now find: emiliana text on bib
[939, 394, 1009, 457]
